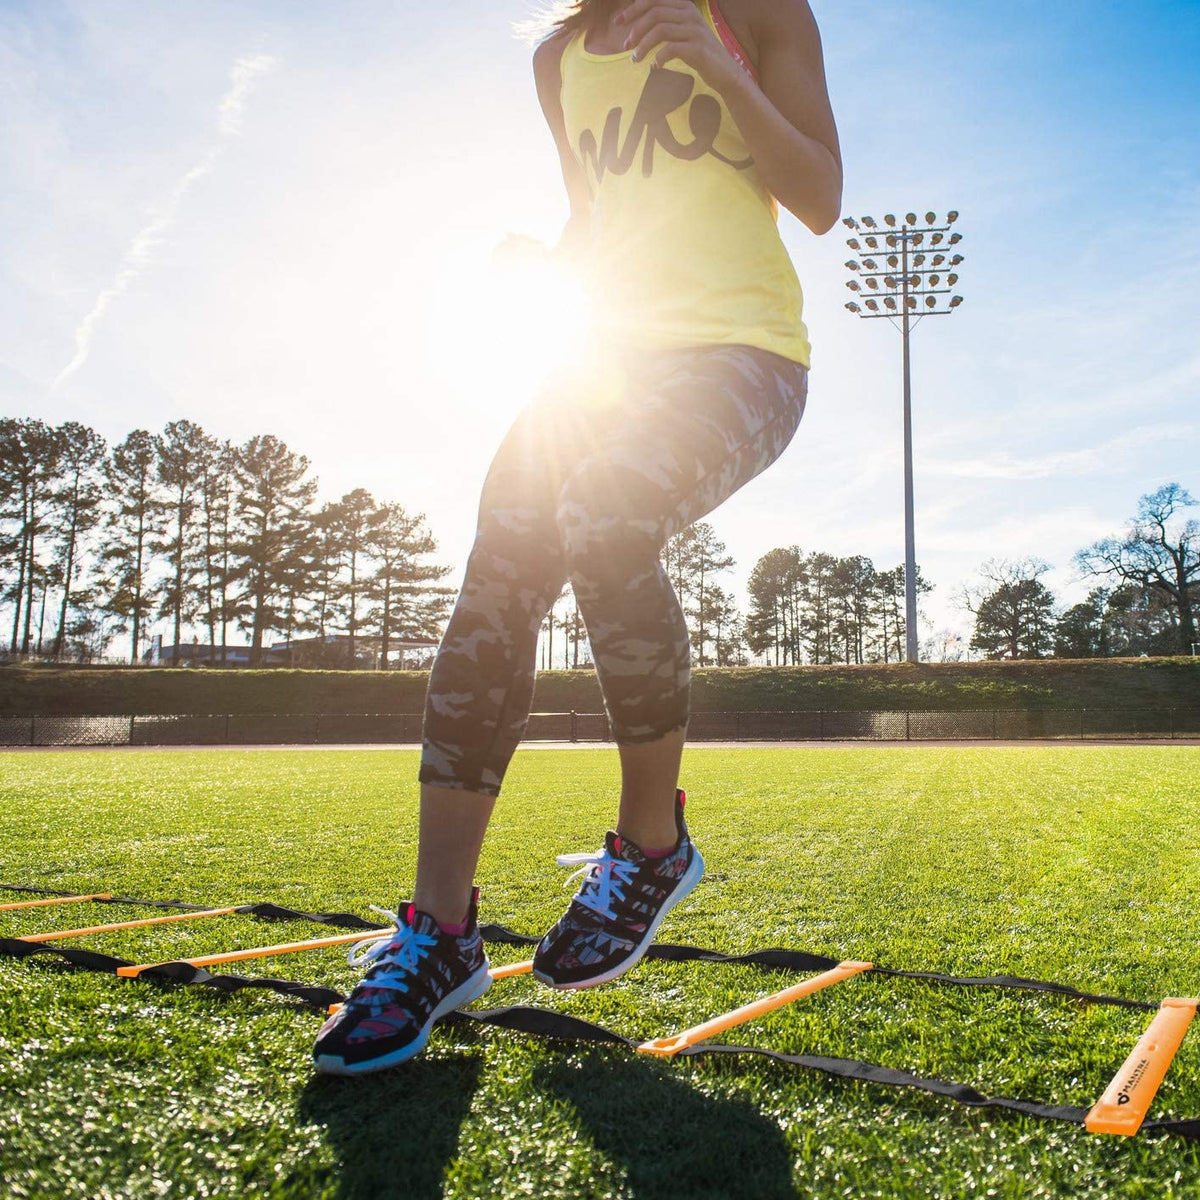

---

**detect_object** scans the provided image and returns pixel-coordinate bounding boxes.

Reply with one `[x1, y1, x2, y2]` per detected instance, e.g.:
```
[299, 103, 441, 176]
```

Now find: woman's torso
[558, 0, 811, 366]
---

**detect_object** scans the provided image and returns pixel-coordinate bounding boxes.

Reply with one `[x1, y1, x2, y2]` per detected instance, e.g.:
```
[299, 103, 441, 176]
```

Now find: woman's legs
[531, 346, 808, 988]
[414, 391, 601, 923]
[558, 345, 808, 809]
[415, 346, 806, 922]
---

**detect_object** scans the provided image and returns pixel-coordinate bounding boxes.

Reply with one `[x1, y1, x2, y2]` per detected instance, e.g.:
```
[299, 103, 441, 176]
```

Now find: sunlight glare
[425, 236, 592, 431]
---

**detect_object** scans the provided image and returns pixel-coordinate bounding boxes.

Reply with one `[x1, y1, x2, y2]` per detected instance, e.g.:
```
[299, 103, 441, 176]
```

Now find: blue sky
[3, 1, 1199, 650]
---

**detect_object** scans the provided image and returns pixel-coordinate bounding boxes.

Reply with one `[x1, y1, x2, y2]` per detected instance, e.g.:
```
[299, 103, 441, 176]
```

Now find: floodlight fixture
[841, 207, 966, 662]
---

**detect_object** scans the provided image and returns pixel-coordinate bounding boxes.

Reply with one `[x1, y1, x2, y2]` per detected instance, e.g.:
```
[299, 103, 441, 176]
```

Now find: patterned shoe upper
[535, 790, 697, 987]
[314, 896, 487, 1066]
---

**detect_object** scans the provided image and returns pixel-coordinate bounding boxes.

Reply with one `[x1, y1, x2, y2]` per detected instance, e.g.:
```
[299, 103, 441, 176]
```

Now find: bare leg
[412, 783, 496, 927]
[616, 725, 686, 850]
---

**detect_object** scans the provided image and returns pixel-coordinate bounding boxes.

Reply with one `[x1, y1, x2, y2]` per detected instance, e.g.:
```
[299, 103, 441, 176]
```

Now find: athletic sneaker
[313, 890, 492, 1075]
[533, 788, 704, 990]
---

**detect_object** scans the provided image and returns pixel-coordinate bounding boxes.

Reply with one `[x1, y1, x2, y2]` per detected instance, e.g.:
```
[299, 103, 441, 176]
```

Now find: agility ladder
[1, 882, 1196, 1143]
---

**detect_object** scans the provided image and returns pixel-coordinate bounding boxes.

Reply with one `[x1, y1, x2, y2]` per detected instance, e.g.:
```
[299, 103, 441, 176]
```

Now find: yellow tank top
[559, 0, 811, 366]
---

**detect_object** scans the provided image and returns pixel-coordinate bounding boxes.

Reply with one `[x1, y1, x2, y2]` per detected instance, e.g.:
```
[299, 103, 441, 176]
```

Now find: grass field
[1, 745, 1198, 1199]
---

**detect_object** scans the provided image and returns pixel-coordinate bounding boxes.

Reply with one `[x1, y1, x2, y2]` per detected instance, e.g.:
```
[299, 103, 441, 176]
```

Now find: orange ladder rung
[0, 892, 112, 912]
[21, 907, 238, 943]
[117, 928, 399, 978]
[637, 960, 874, 1057]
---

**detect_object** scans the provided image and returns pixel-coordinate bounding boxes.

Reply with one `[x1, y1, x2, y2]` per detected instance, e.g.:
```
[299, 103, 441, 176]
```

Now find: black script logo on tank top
[578, 66, 754, 186]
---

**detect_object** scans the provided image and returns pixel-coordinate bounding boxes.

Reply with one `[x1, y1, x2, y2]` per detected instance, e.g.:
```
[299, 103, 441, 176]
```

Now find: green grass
[0, 745, 1198, 1199]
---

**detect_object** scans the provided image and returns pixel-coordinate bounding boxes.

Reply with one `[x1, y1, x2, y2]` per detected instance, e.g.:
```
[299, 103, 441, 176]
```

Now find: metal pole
[901, 230, 919, 662]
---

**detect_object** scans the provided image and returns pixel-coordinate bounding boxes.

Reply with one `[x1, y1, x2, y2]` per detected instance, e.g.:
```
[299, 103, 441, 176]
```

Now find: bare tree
[1075, 484, 1199, 655]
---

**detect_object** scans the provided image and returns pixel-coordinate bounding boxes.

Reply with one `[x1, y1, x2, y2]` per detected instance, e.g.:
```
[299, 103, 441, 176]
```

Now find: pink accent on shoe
[642, 843, 676, 859]
[437, 915, 469, 937]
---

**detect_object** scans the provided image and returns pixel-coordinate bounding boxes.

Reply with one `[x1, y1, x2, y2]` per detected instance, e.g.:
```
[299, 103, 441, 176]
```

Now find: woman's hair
[518, 1, 617, 43]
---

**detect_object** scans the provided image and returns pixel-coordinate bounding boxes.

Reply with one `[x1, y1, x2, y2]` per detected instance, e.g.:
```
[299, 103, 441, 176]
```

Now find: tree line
[4, 411, 1196, 669]
[0, 416, 451, 667]
[961, 484, 1199, 660]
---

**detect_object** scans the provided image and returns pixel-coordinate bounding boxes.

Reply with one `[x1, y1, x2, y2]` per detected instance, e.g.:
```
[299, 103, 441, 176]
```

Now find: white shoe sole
[534, 845, 705, 991]
[313, 962, 493, 1076]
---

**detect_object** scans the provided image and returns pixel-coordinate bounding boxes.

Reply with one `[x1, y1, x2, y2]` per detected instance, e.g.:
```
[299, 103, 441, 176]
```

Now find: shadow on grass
[297, 1053, 484, 1200]
[532, 1050, 797, 1200]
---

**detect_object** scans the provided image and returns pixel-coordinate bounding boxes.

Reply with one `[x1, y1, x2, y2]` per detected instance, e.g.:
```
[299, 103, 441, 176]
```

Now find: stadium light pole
[843, 210, 965, 662]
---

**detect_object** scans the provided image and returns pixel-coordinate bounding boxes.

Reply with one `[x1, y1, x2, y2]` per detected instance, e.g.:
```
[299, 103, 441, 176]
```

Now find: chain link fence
[2, 709, 1198, 747]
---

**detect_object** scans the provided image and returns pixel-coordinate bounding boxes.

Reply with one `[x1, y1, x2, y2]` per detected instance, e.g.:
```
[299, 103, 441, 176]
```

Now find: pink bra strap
[709, 0, 760, 84]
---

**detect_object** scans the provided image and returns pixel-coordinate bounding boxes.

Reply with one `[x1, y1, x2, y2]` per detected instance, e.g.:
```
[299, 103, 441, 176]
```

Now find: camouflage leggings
[419, 344, 808, 796]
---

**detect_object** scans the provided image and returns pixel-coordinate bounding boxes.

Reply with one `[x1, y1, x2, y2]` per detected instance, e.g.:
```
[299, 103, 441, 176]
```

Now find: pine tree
[50, 422, 107, 658]
[198, 440, 238, 662]
[363, 502, 451, 669]
[155, 419, 215, 656]
[746, 546, 805, 664]
[230, 435, 318, 665]
[331, 488, 378, 664]
[0, 418, 63, 655]
[100, 430, 163, 663]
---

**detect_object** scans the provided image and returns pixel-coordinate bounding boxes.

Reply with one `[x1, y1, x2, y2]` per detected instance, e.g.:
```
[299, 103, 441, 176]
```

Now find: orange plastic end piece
[1085, 998, 1198, 1136]
[20, 906, 238, 944]
[636, 960, 874, 1058]
[0, 892, 112, 912]
[115, 927, 397, 977]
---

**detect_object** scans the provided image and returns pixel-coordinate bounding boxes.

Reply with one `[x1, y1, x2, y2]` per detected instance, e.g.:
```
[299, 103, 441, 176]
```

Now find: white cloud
[925, 422, 1197, 481]
[49, 52, 279, 394]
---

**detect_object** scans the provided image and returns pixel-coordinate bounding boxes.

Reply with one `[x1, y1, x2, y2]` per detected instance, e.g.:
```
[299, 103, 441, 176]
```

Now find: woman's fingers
[628, 21, 699, 62]
[621, 1, 708, 51]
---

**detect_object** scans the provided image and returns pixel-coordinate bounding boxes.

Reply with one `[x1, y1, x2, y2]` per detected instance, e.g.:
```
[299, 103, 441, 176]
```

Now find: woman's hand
[617, 0, 742, 95]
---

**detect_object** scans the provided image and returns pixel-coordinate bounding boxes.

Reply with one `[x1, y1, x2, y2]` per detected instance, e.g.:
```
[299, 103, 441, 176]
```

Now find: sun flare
[425, 237, 593, 428]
